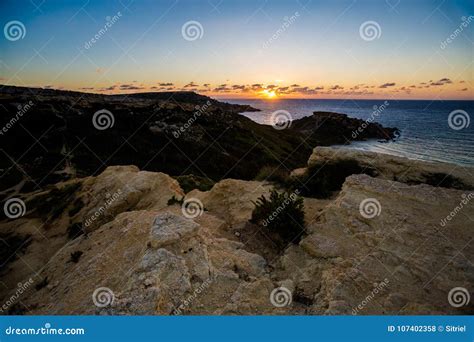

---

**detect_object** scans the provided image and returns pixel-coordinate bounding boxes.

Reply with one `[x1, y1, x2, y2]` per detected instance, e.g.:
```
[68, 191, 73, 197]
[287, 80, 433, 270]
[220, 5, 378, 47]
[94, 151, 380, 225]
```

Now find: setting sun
[261, 89, 277, 99]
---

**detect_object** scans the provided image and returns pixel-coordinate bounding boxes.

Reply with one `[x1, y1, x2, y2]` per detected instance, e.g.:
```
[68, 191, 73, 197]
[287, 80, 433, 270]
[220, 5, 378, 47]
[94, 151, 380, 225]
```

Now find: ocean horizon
[225, 98, 474, 167]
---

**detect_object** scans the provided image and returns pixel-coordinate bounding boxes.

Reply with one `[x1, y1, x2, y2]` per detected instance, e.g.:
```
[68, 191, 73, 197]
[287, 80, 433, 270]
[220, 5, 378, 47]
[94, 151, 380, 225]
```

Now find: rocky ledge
[1, 147, 472, 315]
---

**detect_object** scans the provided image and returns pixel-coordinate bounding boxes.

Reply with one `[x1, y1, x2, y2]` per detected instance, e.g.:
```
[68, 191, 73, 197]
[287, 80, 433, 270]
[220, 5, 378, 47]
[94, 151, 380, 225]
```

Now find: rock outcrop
[1, 148, 472, 315]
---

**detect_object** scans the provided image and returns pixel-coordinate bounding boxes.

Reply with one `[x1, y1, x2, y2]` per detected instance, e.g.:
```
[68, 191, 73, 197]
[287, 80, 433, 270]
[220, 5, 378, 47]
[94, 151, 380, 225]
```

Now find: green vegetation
[250, 189, 305, 244]
[294, 159, 376, 198]
[167, 195, 184, 206]
[175, 174, 215, 193]
[254, 165, 291, 185]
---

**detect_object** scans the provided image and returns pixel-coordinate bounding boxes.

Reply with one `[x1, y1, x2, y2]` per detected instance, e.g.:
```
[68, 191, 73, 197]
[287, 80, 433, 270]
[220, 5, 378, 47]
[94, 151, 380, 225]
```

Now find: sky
[0, 0, 473, 100]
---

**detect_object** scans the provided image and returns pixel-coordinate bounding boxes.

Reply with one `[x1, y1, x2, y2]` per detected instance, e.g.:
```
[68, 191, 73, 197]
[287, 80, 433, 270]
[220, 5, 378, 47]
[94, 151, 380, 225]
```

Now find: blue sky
[0, 0, 473, 99]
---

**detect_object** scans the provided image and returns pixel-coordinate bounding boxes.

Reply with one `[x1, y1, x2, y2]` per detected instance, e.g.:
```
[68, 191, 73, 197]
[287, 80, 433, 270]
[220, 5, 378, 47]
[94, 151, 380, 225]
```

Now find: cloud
[460, 88, 468, 91]
[119, 84, 145, 90]
[290, 84, 300, 87]
[459, 80, 465, 83]
[232, 84, 247, 90]
[202, 83, 210, 87]
[159, 82, 174, 86]
[79, 87, 95, 90]
[430, 78, 452, 86]
[379, 82, 396, 88]
[184, 81, 198, 88]
[330, 85, 344, 90]
[213, 86, 232, 92]
[314, 86, 324, 90]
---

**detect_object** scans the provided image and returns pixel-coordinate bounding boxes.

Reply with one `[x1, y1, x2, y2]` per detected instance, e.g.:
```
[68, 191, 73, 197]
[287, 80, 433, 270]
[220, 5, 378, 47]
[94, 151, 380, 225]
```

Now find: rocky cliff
[1, 147, 472, 315]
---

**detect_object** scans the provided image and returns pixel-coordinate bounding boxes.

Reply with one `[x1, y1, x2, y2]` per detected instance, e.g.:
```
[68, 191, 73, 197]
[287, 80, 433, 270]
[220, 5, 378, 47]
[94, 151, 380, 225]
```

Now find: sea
[223, 98, 474, 167]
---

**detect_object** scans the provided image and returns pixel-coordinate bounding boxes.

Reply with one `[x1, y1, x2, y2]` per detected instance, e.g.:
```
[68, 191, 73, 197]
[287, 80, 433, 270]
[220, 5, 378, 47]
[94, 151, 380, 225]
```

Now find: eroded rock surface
[1, 150, 473, 315]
